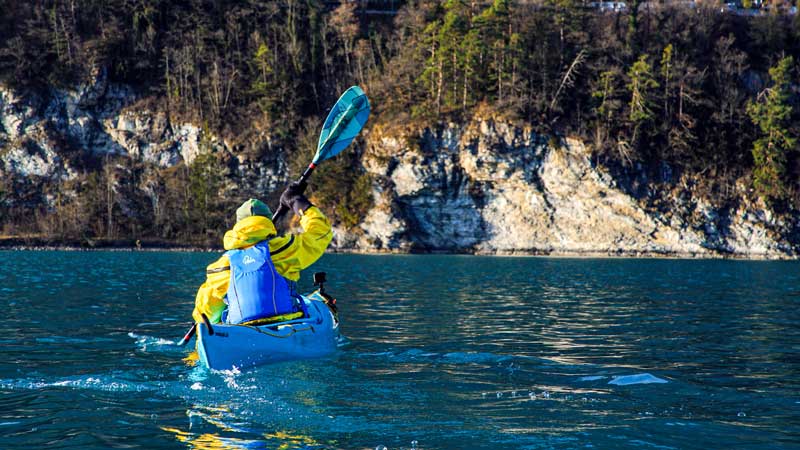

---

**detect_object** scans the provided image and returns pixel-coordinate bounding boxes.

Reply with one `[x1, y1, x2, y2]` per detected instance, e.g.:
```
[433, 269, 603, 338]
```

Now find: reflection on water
[162, 404, 324, 450]
[1, 252, 799, 449]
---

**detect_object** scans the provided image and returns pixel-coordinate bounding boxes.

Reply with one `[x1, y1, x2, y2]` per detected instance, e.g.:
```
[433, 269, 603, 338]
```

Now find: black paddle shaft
[271, 163, 317, 223]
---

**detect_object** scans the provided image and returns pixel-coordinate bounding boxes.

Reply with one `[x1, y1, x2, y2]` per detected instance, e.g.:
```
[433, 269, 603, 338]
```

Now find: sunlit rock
[356, 119, 795, 258]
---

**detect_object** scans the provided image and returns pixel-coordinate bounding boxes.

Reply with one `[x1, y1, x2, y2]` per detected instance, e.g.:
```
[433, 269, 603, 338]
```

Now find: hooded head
[235, 198, 273, 223]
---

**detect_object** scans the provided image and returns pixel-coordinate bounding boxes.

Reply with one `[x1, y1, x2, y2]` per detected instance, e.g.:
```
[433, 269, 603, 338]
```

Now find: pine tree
[627, 55, 659, 124]
[460, 27, 483, 111]
[415, 19, 443, 117]
[475, 0, 512, 104]
[189, 151, 225, 235]
[438, 1, 469, 109]
[626, 55, 660, 160]
[250, 40, 277, 123]
[591, 68, 623, 149]
[746, 56, 796, 204]
[660, 44, 674, 122]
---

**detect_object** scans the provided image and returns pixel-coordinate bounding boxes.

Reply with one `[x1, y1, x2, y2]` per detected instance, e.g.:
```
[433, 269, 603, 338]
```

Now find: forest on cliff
[1, 0, 799, 245]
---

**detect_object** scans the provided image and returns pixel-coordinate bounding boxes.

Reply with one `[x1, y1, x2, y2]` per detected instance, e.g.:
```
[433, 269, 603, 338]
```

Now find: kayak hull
[197, 296, 339, 370]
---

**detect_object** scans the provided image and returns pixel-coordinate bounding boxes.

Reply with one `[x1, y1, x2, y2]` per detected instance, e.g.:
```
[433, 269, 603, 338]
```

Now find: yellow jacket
[192, 206, 333, 323]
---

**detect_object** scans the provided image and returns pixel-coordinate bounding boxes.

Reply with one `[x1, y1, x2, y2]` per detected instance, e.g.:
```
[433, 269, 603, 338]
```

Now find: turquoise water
[1, 252, 799, 449]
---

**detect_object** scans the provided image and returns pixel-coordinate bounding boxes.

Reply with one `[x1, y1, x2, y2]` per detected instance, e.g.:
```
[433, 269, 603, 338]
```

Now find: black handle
[272, 204, 291, 223]
[201, 313, 214, 336]
[271, 164, 316, 223]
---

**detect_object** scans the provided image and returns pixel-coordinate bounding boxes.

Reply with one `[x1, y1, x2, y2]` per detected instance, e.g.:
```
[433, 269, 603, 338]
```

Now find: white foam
[216, 366, 244, 389]
[608, 373, 668, 385]
[128, 332, 175, 348]
[0, 376, 152, 392]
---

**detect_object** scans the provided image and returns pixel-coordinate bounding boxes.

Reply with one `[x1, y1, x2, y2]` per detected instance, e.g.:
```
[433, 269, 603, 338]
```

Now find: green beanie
[235, 198, 273, 223]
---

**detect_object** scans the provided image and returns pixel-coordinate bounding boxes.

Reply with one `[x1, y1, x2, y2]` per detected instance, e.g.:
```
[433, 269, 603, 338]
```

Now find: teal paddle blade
[314, 86, 370, 164]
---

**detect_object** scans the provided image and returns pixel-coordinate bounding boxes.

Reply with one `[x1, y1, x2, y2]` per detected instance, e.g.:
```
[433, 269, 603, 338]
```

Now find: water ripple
[1, 252, 799, 449]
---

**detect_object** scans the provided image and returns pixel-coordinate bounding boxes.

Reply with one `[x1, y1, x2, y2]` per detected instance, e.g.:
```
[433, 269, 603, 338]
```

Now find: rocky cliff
[1, 69, 197, 174]
[348, 120, 799, 258]
[1, 76, 798, 258]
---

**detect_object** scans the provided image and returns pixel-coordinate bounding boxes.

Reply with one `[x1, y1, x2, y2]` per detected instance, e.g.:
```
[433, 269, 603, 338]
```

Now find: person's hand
[280, 181, 312, 216]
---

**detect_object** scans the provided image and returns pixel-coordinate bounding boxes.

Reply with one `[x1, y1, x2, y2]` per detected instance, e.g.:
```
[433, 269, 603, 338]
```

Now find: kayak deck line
[234, 311, 328, 331]
[235, 323, 317, 338]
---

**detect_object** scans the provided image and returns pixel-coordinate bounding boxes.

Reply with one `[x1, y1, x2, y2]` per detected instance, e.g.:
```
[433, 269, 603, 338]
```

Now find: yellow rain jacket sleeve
[192, 206, 333, 323]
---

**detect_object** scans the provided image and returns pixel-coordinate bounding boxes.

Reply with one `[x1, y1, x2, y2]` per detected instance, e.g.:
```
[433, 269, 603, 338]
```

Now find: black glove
[280, 181, 312, 216]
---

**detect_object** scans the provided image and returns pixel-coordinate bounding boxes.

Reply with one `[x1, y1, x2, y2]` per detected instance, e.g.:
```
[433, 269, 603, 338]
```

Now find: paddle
[271, 85, 371, 223]
[177, 86, 370, 346]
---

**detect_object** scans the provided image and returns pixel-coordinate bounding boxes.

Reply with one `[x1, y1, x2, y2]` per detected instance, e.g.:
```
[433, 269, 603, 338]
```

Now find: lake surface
[0, 251, 799, 449]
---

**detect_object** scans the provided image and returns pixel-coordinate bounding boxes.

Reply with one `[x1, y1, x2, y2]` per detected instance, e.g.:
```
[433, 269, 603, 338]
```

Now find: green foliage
[188, 151, 226, 233]
[660, 44, 673, 93]
[334, 173, 374, 230]
[593, 70, 620, 123]
[460, 28, 484, 110]
[415, 19, 444, 117]
[591, 68, 624, 151]
[250, 41, 277, 123]
[627, 56, 659, 124]
[747, 56, 797, 203]
[412, 0, 521, 117]
[311, 157, 373, 230]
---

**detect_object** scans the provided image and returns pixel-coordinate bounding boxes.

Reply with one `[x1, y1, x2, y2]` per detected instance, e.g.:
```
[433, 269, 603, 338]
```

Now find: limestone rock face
[0, 75, 797, 258]
[0, 69, 231, 174]
[352, 120, 797, 258]
[0, 73, 286, 214]
[0, 69, 288, 225]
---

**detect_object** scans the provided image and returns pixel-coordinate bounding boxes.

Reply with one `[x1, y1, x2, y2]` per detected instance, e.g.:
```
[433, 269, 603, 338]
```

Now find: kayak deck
[197, 296, 339, 370]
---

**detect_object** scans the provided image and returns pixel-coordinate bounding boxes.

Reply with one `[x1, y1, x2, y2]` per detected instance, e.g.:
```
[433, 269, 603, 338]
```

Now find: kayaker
[192, 182, 332, 325]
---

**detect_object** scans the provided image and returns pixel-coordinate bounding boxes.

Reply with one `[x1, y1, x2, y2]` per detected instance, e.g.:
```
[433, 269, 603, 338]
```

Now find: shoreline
[329, 247, 798, 261]
[1, 237, 796, 260]
[0, 237, 219, 252]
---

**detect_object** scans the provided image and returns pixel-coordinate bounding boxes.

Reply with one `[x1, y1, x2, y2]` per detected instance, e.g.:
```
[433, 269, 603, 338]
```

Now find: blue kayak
[196, 292, 340, 370]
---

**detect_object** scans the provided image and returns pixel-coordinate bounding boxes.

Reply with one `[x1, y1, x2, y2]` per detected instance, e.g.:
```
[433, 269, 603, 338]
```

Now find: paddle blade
[315, 86, 370, 164]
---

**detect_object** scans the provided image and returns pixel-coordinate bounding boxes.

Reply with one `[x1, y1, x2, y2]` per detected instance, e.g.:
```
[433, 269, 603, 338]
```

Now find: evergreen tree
[438, 0, 469, 109]
[591, 68, 623, 150]
[415, 19, 444, 117]
[188, 151, 225, 235]
[460, 27, 484, 111]
[660, 44, 674, 123]
[747, 56, 797, 203]
[627, 55, 660, 154]
[250, 39, 277, 123]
